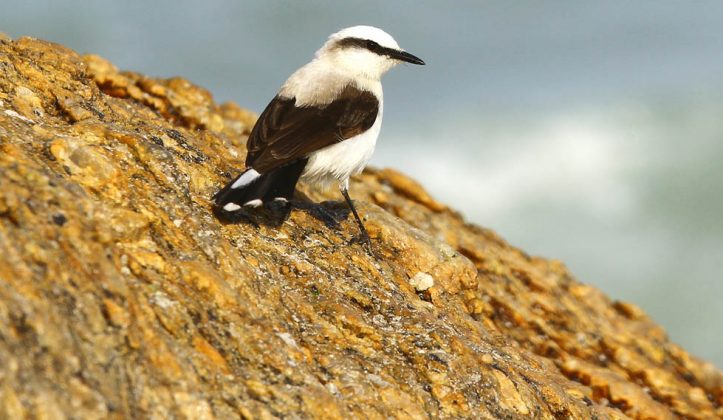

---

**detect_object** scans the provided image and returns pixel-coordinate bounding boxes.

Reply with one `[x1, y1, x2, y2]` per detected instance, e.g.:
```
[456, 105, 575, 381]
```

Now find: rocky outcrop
[0, 36, 721, 419]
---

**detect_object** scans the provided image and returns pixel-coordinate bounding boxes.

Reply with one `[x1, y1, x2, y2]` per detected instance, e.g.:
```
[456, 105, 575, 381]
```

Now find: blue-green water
[2, 1, 722, 367]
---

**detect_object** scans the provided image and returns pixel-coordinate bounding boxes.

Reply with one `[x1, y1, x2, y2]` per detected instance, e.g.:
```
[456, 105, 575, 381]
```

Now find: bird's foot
[349, 231, 374, 255]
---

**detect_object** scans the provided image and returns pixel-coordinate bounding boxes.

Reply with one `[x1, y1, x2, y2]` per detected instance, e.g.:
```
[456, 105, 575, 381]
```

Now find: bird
[212, 25, 424, 247]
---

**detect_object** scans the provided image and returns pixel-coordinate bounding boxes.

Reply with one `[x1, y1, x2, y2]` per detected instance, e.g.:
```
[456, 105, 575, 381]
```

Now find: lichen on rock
[0, 36, 721, 419]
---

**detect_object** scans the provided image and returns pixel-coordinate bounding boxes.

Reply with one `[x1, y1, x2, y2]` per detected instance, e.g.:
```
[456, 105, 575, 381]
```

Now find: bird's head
[316, 25, 425, 80]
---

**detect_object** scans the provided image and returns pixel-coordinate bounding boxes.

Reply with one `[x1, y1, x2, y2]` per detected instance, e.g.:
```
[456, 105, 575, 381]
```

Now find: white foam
[378, 108, 641, 222]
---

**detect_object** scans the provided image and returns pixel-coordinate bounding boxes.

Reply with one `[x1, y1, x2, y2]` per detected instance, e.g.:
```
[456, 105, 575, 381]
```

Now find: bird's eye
[366, 40, 380, 50]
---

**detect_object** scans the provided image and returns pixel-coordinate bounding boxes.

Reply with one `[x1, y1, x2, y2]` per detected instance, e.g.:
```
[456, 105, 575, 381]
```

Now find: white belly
[301, 111, 382, 189]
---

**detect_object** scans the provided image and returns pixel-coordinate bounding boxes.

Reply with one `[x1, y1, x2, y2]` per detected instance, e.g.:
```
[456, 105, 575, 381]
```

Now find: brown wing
[246, 85, 379, 173]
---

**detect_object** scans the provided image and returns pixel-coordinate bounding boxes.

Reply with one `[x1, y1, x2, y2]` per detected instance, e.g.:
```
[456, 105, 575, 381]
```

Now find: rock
[409, 272, 435, 291]
[0, 36, 721, 419]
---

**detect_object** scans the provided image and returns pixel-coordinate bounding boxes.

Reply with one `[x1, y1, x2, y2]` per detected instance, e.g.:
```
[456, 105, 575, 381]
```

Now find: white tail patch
[231, 169, 261, 189]
[223, 202, 242, 211]
[244, 199, 263, 208]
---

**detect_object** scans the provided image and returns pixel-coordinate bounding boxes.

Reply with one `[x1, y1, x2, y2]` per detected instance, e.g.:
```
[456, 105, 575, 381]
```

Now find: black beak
[389, 49, 425, 65]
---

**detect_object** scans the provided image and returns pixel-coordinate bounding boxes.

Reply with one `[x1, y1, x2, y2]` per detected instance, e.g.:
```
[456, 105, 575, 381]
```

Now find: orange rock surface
[0, 36, 720, 419]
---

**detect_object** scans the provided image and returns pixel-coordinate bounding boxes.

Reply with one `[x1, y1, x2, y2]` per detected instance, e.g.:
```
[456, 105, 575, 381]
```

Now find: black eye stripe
[366, 40, 381, 52]
[337, 37, 395, 57]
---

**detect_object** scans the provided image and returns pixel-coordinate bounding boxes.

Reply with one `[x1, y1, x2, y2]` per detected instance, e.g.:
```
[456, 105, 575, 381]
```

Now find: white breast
[281, 57, 384, 106]
[301, 106, 383, 190]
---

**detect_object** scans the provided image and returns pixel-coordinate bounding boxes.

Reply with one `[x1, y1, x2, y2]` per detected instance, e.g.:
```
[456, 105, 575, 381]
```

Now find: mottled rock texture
[0, 37, 721, 419]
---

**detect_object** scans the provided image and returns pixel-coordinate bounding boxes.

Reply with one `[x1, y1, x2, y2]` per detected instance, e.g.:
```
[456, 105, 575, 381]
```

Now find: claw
[349, 232, 374, 255]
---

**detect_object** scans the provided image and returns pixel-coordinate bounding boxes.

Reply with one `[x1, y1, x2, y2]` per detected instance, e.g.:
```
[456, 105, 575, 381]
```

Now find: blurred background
[2, 1, 721, 367]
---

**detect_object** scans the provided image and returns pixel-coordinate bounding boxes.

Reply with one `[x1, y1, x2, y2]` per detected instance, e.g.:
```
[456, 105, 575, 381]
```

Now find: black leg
[340, 186, 371, 249]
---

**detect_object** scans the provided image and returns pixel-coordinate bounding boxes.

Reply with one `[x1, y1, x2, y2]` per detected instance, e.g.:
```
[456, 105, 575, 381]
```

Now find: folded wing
[247, 84, 379, 173]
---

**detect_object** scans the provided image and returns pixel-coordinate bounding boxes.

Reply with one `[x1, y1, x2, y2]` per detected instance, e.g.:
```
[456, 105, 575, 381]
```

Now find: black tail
[213, 159, 307, 212]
